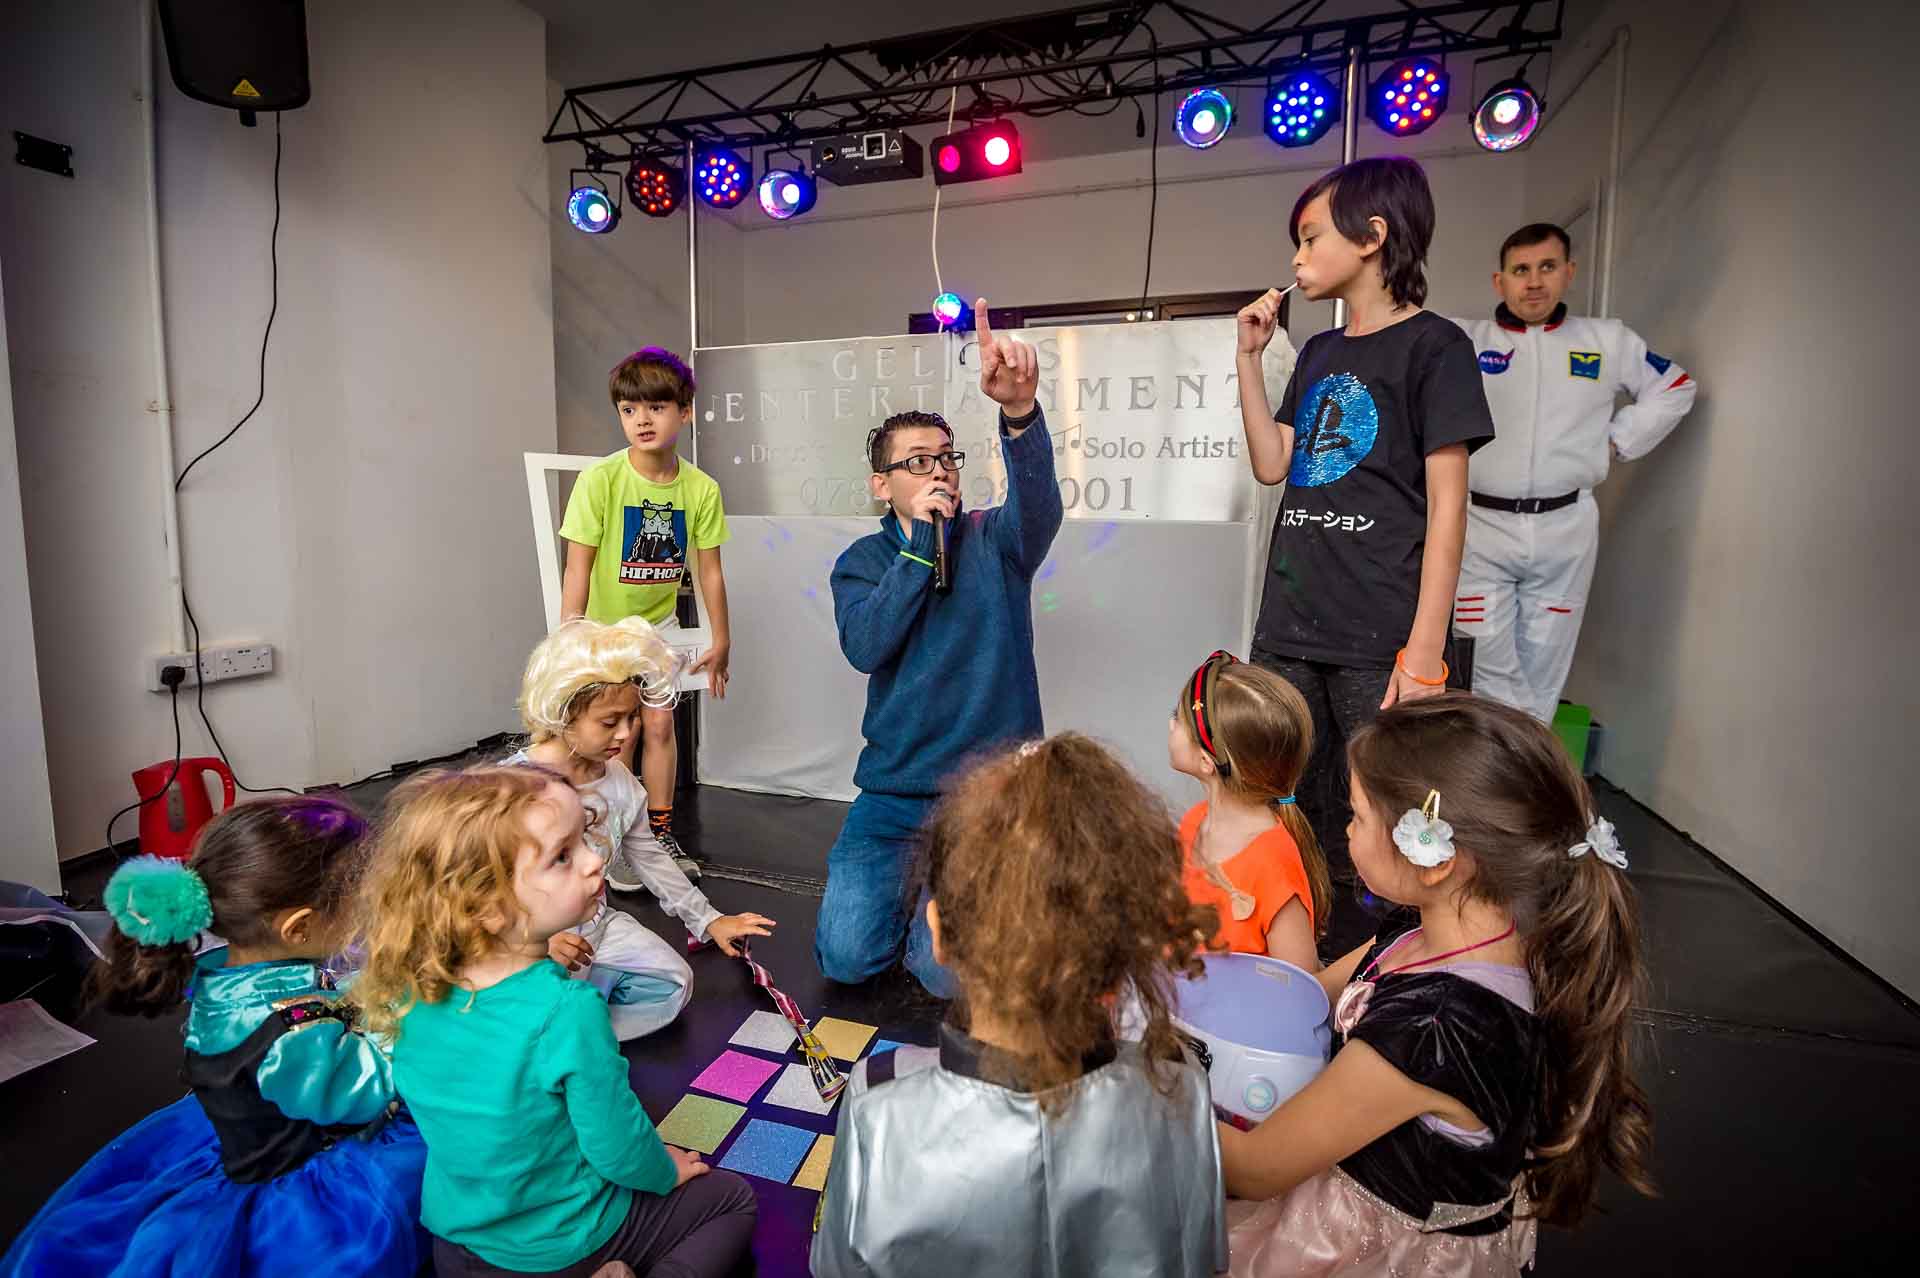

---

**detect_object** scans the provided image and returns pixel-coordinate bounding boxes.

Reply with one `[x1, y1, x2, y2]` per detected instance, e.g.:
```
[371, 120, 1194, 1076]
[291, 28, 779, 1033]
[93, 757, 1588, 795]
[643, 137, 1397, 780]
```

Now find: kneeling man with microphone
[815, 300, 1062, 996]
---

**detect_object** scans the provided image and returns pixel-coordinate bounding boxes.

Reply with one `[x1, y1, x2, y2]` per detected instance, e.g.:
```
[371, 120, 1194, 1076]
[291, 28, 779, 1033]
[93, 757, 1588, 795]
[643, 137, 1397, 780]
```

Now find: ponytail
[1348, 695, 1657, 1227]
[88, 931, 199, 1016]
[1272, 800, 1332, 940]
[87, 854, 214, 1016]
[88, 797, 368, 1017]
[1524, 848, 1656, 1225]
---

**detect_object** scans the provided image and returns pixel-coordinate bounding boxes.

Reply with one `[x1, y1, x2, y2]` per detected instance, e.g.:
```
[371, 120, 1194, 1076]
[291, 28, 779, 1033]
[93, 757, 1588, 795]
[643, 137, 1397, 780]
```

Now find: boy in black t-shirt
[1235, 156, 1495, 956]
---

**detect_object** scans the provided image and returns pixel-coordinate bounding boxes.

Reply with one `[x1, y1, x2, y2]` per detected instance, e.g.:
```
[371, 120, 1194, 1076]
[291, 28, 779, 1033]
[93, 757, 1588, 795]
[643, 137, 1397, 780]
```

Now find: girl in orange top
[1168, 651, 1331, 971]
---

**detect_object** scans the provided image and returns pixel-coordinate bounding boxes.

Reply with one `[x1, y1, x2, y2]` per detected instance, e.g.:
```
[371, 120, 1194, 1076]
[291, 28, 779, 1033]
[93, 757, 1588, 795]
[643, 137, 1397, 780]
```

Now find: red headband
[1187, 649, 1238, 774]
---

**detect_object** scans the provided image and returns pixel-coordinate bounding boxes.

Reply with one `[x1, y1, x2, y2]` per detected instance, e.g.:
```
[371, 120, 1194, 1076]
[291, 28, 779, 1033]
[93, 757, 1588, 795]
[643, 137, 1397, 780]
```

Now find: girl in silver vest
[811, 733, 1229, 1277]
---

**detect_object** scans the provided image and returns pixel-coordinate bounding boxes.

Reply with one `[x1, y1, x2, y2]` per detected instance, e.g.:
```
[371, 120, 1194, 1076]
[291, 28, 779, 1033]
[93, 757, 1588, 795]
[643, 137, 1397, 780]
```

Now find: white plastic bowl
[1171, 952, 1332, 1124]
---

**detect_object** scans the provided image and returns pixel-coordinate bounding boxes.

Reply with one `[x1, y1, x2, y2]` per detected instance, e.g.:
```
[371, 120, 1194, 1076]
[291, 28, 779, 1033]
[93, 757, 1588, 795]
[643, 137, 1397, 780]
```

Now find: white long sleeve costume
[502, 749, 712, 1040]
[1449, 304, 1697, 720]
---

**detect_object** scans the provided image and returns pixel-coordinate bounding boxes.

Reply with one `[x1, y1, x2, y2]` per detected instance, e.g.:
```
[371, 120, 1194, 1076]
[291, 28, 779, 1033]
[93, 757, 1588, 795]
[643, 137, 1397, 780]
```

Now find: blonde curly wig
[518, 616, 682, 742]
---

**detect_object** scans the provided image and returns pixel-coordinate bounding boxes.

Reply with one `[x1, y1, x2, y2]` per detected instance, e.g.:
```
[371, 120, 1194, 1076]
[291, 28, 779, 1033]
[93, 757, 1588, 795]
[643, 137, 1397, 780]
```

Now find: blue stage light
[1174, 88, 1233, 149]
[1265, 69, 1338, 148]
[757, 168, 818, 220]
[566, 184, 618, 234]
[694, 146, 751, 209]
[1473, 77, 1543, 152]
[1369, 58, 1450, 137]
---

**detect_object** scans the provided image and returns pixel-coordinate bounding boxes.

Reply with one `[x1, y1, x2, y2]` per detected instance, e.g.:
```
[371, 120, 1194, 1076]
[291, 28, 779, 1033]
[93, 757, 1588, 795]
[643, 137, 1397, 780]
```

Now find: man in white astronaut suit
[1451, 223, 1698, 721]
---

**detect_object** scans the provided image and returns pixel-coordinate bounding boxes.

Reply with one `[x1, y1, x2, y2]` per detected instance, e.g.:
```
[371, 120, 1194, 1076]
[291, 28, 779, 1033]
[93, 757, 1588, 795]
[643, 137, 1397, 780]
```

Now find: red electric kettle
[130, 757, 237, 859]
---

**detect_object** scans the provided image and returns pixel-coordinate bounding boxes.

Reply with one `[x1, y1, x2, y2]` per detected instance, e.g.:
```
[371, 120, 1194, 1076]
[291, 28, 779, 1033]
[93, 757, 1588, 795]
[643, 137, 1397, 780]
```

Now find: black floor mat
[1597, 780, 1920, 1046]
[7, 777, 1918, 1275]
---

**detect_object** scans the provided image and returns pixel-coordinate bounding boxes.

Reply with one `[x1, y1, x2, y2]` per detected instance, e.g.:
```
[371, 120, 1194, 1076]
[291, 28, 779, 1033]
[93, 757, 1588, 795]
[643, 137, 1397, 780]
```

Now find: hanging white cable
[930, 83, 958, 297]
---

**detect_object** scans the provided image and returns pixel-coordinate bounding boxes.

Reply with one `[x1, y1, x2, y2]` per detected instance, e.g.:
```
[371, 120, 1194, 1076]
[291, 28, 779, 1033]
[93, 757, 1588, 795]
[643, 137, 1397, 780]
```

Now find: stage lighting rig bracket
[543, 2, 1565, 166]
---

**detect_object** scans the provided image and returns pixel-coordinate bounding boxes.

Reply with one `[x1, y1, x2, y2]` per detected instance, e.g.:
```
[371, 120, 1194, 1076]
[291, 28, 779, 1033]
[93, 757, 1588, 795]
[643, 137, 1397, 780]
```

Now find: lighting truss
[543, 1, 1565, 168]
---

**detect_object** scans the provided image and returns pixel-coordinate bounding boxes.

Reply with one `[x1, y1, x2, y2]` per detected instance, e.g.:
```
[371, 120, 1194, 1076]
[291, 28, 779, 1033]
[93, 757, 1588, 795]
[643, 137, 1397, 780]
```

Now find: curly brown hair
[348, 766, 560, 1039]
[1348, 695, 1655, 1228]
[921, 733, 1217, 1108]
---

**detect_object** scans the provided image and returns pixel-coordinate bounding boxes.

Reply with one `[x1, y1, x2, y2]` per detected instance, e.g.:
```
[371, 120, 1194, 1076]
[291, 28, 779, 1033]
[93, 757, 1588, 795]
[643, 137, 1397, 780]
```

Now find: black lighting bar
[543, 1, 1564, 167]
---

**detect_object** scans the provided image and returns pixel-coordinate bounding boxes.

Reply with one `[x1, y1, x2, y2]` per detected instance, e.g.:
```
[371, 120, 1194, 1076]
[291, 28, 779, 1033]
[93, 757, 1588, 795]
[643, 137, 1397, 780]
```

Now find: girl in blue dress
[1, 796, 427, 1278]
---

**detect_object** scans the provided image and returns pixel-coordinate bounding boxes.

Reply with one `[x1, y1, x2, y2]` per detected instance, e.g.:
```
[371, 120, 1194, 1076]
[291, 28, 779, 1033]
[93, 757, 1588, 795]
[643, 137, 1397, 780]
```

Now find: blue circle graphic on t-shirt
[1288, 372, 1378, 488]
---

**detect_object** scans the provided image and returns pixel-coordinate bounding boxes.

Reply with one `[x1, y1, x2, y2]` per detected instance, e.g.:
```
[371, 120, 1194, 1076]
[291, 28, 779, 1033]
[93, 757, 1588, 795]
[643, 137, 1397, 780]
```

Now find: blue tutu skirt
[1, 1094, 427, 1278]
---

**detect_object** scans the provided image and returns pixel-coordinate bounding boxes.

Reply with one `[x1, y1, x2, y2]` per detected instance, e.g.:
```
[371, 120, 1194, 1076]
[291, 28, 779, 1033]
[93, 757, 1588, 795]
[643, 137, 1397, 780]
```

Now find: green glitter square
[654, 1093, 746, 1154]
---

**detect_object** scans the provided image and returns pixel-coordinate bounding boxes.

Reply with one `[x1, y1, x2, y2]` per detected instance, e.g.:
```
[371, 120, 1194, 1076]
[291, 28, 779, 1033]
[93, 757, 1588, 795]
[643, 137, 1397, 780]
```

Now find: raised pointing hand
[975, 297, 1038, 417]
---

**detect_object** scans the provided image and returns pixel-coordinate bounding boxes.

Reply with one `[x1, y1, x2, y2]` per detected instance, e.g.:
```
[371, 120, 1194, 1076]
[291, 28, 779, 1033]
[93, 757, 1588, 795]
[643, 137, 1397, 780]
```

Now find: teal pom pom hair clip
[104, 856, 214, 947]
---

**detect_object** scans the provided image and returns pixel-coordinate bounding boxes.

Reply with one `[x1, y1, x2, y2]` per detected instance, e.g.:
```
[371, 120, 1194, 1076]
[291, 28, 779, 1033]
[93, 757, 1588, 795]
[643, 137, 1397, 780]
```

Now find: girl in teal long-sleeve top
[1, 797, 427, 1278]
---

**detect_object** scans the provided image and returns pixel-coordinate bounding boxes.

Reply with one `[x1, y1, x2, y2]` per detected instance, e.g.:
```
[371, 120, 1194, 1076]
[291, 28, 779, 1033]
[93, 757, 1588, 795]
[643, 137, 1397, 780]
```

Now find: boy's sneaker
[655, 828, 702, 881]
[605, 846, 645, 893]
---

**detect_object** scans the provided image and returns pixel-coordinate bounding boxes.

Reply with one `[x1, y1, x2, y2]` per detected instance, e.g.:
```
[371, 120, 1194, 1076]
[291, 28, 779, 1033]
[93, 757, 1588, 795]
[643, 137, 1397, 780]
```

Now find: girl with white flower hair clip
[1216, 695, 1652, 1277]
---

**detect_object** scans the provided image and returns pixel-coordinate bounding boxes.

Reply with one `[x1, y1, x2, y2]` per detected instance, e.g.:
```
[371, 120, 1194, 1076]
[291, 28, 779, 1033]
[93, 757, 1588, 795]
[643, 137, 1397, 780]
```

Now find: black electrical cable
[104, 677, 183, 859]
[175, 113, 280, 490]
[184, 590, 298, 796]
[173, 111, 297, 799]
[1139, 31, 1160, 314]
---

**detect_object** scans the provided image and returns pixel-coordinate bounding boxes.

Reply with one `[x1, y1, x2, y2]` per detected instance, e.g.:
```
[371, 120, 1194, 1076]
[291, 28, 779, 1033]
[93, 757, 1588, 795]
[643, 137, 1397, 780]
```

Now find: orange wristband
[1396, 648, 1449, 687]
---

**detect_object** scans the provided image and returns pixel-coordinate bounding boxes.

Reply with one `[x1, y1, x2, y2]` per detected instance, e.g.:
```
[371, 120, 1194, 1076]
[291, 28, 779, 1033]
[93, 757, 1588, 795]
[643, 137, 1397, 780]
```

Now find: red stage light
[930, 121, 1023, 186]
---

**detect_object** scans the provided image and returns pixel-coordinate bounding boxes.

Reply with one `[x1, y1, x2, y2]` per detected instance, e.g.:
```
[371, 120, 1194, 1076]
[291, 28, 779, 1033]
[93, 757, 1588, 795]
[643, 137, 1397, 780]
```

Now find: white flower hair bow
[1392, 790, 1455, 867]
[1568, 816, 1628, 869]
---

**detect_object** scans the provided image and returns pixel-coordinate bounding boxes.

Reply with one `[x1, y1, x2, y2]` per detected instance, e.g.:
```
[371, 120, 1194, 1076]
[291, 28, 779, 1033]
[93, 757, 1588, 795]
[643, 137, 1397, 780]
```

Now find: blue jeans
[814, 792, 957, 997]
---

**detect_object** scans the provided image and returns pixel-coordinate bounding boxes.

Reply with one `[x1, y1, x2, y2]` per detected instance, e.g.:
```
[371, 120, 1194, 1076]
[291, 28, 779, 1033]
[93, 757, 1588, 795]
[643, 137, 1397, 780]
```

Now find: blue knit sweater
[830, 407, 1064, 797]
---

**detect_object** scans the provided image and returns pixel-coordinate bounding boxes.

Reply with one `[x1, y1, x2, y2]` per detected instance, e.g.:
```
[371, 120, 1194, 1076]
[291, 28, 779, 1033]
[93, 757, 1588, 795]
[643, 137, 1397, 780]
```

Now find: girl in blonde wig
[506, 617, 773, 1040]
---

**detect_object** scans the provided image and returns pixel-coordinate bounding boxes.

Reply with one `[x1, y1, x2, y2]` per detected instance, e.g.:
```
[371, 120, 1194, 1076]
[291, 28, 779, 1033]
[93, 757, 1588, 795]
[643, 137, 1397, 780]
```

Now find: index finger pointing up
[974, 298, 993, 344]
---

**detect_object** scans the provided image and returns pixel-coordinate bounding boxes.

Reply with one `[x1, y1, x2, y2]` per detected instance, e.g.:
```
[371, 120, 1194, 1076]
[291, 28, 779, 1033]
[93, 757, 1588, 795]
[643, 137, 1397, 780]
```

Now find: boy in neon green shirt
[559, 347, 730, 877]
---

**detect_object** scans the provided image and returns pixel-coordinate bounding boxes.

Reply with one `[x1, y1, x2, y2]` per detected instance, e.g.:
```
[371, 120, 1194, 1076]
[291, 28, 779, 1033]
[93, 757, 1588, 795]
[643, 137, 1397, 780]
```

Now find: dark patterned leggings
[1249, 650, 1394, 961]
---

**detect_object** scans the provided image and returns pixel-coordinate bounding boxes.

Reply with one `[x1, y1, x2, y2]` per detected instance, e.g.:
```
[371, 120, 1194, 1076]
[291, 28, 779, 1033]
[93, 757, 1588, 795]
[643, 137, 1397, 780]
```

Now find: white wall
[1528, 0, 1920, 996]
[0, 255, 61, 893]
[0, 0, 557, 859]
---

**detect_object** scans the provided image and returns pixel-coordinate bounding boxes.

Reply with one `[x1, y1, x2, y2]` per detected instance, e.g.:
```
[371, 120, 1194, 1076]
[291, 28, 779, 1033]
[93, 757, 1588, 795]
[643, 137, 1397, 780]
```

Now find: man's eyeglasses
[876, 451, 967, 477]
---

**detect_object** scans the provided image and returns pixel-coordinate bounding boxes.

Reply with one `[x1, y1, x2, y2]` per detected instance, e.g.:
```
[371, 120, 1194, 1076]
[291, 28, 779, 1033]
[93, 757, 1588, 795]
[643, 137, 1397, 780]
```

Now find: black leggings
[1250, 650, 1393, 961]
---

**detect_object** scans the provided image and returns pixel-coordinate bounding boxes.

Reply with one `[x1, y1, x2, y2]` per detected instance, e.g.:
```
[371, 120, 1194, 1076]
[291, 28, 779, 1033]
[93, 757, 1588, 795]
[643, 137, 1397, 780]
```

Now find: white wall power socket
[150, 643, 276, 692]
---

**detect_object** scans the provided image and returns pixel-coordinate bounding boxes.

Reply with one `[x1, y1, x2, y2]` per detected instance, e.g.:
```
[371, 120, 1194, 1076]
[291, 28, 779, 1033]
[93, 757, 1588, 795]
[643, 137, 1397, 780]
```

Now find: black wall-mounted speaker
[157, 0, 310, 115]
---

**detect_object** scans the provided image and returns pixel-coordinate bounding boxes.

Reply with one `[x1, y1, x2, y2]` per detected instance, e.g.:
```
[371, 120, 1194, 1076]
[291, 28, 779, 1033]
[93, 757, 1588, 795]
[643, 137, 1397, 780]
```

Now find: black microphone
[932, 510, 952, 594]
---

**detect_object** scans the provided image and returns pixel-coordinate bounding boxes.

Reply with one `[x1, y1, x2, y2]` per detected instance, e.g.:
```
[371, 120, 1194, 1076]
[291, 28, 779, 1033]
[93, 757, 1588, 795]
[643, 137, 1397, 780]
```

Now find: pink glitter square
[688, 1049, 782, 1103]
